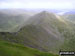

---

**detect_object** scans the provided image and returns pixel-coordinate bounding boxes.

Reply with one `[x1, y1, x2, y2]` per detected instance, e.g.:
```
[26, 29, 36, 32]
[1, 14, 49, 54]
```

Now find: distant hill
[64, 11, 75, 14]
[62, 11, 75, 22]
[0, 11, 30, 32]
[0, 11, 75, 54]
[63, 14, 75, 22]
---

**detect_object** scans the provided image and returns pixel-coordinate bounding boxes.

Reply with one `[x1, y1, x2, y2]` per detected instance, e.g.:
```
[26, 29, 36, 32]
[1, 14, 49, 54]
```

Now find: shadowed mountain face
[0, 11, 30, 32]
[0, 11, 75, 54]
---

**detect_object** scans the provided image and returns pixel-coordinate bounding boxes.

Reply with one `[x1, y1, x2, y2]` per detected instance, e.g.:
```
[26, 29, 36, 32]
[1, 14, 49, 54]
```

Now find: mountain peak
[40, 11, 50, 14]
[35, 11, 53, 18]
[41, 11, 48, 13]
[26, 11, 58, 25]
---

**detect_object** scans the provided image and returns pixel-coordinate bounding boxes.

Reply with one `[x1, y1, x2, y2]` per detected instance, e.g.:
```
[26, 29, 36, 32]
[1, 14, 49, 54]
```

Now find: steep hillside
[21, 11, 75, 52]
[0, 41, 58, 56]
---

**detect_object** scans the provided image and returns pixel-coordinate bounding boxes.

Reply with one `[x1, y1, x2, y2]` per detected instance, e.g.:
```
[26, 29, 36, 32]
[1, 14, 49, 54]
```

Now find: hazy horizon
[0, 0, 74, 11]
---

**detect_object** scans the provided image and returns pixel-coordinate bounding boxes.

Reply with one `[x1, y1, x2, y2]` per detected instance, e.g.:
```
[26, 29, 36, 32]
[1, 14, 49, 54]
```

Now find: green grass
[0, 41, 58, 56]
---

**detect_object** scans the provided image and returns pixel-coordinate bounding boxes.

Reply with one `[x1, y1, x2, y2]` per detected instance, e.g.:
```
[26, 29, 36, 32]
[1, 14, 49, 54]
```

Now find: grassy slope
[0, 41, 58, 56]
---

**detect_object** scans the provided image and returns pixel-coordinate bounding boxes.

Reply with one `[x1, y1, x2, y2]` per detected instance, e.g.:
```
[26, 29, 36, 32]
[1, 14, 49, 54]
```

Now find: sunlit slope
[0, 11, 75, 53]
[0, 41, 58, 56]
[59, 13, 75, 51]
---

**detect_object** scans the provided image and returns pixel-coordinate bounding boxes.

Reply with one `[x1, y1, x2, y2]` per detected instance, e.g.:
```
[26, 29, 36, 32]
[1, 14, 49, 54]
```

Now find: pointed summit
[26, 11, 58, 25]
[32, 11, 56, 19]
[40, 11, 49, 14]
[38, 11, 52, 16]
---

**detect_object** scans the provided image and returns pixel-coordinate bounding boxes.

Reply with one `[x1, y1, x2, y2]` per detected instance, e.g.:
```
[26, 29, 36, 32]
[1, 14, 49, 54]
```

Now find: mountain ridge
[0, 11, 75, 54]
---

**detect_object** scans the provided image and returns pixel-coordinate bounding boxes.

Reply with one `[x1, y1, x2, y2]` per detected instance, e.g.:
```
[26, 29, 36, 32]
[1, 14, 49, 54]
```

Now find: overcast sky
[0, 0, 74, 10]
